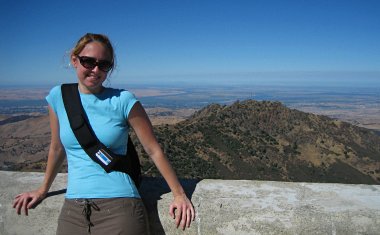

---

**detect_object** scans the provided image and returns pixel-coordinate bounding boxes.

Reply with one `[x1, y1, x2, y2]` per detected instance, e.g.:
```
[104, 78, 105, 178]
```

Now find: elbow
[49, 142, 65, 159]
[145, 145, 164, 160]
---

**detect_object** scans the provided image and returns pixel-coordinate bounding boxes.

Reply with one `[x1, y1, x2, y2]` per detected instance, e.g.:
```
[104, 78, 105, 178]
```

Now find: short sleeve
[120, 90, 138, 120]
[45, 85, 61, 114]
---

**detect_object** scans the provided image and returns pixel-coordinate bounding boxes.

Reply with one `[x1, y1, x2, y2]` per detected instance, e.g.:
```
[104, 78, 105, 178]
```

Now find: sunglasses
[77, 56, 113, 72]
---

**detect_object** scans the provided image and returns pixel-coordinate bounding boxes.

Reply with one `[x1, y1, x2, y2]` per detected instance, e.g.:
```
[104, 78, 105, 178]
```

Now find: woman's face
[71, 41, 112, 94]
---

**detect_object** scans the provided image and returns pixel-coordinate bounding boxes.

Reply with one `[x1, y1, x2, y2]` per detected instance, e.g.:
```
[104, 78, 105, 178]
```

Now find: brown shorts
[56, 198, 149, 235]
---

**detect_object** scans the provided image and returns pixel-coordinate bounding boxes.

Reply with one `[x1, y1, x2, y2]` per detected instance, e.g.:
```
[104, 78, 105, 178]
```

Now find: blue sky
[0, 0, 379, 87]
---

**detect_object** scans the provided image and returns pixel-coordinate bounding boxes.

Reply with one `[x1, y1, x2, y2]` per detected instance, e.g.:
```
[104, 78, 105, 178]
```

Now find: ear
[71, 55, 78, 68]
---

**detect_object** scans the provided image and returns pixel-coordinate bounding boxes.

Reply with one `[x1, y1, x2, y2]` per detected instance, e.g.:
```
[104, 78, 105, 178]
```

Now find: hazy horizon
[1, 71, 380, 89]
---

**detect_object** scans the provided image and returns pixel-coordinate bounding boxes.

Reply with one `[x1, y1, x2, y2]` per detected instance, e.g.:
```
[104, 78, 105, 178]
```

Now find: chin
[85, 79, 104, 87]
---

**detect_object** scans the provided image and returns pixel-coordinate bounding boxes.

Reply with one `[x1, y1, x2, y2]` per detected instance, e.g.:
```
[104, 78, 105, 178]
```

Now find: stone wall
[1, 171, 380, 235]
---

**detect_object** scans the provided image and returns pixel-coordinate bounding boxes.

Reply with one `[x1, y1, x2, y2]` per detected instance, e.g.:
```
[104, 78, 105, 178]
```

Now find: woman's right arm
[13, 105, 66, 216]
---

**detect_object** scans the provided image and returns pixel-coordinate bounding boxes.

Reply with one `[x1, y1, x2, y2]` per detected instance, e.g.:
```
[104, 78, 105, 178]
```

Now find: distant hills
[136, 100, 380, 184]
[0, 115, 54, 172]
[1, 100, 379, 184]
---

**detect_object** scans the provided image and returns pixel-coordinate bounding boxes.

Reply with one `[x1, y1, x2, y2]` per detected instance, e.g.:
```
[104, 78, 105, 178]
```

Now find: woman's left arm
[128, 102, 195, 230]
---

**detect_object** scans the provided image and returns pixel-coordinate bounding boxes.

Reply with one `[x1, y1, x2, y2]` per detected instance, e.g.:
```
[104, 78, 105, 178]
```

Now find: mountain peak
[143, 99, 380, 183]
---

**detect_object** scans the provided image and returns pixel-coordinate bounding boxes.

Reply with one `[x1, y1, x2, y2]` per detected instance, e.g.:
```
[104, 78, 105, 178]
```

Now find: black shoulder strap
[61, 83, 113, 169]
[61, 84, 101, 150]
[61, 83, 141, 187]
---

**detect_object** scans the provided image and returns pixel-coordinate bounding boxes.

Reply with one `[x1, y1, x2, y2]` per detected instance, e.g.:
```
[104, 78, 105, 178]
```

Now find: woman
[13, 33, 195, 234]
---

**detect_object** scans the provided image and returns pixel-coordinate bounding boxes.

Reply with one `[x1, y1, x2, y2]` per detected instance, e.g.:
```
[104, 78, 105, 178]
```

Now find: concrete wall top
[1, 171, 380, 235]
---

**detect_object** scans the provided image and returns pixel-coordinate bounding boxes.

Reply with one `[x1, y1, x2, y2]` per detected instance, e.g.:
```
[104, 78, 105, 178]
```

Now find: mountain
[134, 100, 380, 184]
[0, 115, 63, 171]
[1, 100, 379, 184]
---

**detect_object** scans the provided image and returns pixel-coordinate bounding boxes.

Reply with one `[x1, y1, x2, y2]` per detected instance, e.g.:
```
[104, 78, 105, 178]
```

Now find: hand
[169, 194, 195, 230]
[13, 190, 46, 216]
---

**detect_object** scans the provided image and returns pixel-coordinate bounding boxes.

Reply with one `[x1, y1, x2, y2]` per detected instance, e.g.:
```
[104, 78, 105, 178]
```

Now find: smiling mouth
[87, 75, 100, 80]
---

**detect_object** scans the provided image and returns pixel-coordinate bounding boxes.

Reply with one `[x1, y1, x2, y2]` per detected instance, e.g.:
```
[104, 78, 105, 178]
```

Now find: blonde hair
[71, 33, 116, 74]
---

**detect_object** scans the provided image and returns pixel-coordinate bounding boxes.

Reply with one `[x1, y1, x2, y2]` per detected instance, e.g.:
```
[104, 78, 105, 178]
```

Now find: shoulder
[105, 87, 137, 101]
[48, 85, 62, 96]
[46, 85, 63, 102]
[120, 89, 137, 101]
[103, 87, 139, 118]
[46, 85, 64, 113]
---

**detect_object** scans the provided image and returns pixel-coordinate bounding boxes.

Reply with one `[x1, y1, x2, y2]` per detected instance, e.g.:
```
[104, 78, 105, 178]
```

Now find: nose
[91, 65, 101, 73]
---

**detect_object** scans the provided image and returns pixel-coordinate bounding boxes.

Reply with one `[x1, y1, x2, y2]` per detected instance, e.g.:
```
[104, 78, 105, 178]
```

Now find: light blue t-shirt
[46, 85, 140, 199]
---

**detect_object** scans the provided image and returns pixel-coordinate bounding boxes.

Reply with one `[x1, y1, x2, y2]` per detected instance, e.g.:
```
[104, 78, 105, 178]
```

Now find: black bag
[61, 83, 141, 187]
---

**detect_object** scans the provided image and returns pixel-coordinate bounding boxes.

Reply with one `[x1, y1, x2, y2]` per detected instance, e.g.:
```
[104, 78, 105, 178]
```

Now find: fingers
[14, 197, 24, 215]
[28, 197, 38, 209]
[23, 197, 29, 216]
[179, 207, 196, 230]
[186, 208, 191, 228]
[180, 206, 187, 230]
[191, 205, 195, 221]
[12, 198, 19, 210]
[170, 204, 183, 228]
[175, 208, 182, 228]
[169, 204, 175, 219]
[12, 192, 38, 216]
[182, 206, 195, 229]
[17, 196, 31, 216]
[12, 194, 23, 209]
[14, 201, 20, 215]
[170, 203, 196, 230]
[169, 194, 196, 230]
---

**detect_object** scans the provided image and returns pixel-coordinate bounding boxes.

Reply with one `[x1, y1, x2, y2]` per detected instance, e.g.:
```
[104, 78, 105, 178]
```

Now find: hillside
[1, 100, 379, 184]
[0, 115, 65, 171]
[134, 100, 380, 184]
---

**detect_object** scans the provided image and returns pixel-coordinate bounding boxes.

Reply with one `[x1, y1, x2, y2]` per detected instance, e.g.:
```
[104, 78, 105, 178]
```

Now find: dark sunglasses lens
[78, 56, 112, 72]
[98, 61, 112, 72]
[80, 57, 97, 69]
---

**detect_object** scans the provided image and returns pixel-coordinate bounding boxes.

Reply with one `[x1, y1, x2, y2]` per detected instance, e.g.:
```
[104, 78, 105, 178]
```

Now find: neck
[78, 84, 104, 94]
